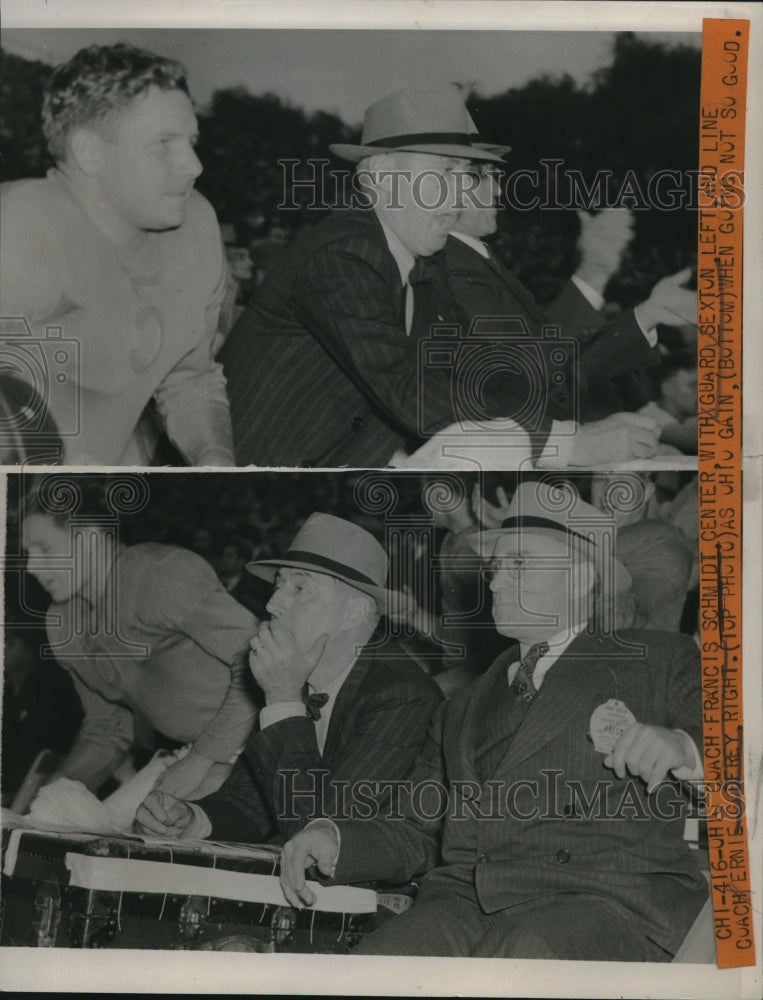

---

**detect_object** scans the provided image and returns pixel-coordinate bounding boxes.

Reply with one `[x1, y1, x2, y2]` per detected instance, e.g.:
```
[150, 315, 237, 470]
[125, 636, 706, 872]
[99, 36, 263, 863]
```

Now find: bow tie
[302, 685, 330, 722]
[408, 256, 437, 285]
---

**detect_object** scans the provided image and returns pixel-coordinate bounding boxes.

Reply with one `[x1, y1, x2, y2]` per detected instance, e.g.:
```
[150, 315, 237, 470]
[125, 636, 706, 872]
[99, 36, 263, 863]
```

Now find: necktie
[409, 257, 438, 285]
[302, 684, 329, 721]
[510, 642, 549, 704]
[405, 257, 438, 337]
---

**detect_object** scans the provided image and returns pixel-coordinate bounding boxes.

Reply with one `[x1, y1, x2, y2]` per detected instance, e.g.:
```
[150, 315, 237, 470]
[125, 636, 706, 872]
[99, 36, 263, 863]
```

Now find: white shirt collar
[507, 623, 588, 691]
[450, 230, 490, 259]
[377, 212, 416, 284]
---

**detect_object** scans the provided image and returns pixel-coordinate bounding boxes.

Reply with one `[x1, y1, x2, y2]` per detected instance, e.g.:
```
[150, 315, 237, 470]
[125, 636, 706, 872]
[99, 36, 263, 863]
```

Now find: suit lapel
[490, 632, 614, 775]
[466, 647, 520, 779]
[482, 248, 547, 324]
[320, 645, 373, 765]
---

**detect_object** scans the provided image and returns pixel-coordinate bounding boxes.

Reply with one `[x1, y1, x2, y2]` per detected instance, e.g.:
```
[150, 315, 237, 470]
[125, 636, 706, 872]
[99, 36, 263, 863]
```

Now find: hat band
[365, 131, 475, 149]
[282, 550, 382, 588]
[498, 516, 596, 546]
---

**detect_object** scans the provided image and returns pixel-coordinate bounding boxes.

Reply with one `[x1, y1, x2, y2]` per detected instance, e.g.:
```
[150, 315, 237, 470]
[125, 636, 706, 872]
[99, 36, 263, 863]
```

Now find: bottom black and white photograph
[1, 467, 713, 966]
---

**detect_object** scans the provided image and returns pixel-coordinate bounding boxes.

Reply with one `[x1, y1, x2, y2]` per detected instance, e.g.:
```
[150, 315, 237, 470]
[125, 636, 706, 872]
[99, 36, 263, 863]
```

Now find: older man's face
[487, 531, 596, 645]
[373, 152, 470, 256]
[453, 166, 502, 240]
[266, 567, 355, 653]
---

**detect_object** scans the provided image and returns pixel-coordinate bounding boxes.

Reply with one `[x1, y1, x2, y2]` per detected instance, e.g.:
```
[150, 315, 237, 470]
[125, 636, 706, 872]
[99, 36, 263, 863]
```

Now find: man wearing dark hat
[280, 482, 707, 961]
[445, 161, 699, 435]
[136, 513, 442, 843]
[220, 84, 658, 469]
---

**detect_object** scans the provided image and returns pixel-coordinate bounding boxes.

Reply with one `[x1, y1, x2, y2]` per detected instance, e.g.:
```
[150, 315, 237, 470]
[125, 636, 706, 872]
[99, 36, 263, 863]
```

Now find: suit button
[477, 854, 488, 864]
[556, 849, 571, 864]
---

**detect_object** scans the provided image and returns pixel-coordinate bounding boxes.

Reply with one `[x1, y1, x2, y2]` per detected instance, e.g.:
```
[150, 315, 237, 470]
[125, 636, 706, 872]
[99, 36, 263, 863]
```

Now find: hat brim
[465, 524, 632, 594]
[329, 142, 508, 164]
[471, 142, 512, 159]
[246, 557, 399, 612]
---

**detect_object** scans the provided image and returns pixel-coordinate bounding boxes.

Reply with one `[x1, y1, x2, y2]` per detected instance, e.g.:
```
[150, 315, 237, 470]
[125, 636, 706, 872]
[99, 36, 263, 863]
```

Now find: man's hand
[154, 749, 214, 799]
[575, 208, 635, 293]
[569, 412, 660, 466]
[280, 820, 340, 908]
[635, 267, 696, 330]
[604, 723, 696, 793]
[249, 620, 328, 704]
[135, 790, 195, 838]
[471, 482, 511, 530]
[638, 400, 680, 430]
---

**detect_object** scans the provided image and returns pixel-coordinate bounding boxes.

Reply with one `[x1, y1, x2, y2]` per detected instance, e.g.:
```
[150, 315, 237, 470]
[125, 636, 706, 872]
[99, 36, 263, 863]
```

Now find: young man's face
[266, 567, 355, 653]
[93, 86, 202, 237]
[374, 152, 471, 257]
[487, 530, 596, 644]
[453, 167, 502, 240]
[23, 514, 82, 603]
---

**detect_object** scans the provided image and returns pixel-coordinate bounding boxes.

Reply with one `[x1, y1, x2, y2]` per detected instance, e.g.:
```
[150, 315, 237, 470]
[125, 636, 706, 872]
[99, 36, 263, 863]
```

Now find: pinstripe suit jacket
[335, 629, 707, 955]
[220, 210, 558, 467]
[198, 636, 443, 843]
[444, 236, 660, 423]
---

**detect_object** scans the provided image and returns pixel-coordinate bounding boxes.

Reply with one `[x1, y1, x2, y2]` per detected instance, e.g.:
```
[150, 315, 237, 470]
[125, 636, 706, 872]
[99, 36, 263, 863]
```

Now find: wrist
[573, 263, 610, 296]
[264, 691, 303, 706]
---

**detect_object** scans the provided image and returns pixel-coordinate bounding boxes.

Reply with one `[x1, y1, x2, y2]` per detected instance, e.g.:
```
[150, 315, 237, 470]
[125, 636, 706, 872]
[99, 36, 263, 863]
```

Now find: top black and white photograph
[0, 24, 702, 471]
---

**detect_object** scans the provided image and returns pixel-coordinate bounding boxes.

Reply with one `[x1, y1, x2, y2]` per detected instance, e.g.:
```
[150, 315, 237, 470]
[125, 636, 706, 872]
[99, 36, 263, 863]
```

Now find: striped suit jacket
[198, 635, 443, 843]
[444, 235, 660, 424]
[220, 210, 559, 467]
[334, 629, 707, 956]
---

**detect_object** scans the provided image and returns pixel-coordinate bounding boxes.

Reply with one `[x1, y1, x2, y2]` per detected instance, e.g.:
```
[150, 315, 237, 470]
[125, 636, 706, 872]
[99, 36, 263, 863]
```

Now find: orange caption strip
[697, 18, 753, 969]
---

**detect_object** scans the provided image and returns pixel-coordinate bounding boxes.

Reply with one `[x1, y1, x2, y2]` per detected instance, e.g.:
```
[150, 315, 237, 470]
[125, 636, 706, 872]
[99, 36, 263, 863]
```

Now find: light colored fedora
[466, 112, 512, 159]
[247, 512, 395, 608]
[468, 481, 632, 594]
[330, 84, 507, 164]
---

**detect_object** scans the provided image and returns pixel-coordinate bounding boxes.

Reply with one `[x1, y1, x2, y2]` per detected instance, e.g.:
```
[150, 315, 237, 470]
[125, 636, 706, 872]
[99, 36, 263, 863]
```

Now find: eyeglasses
[480, 557, 529, 583]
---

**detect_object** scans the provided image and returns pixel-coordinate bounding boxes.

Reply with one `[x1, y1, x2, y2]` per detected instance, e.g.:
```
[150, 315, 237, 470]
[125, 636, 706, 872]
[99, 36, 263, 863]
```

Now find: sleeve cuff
[570, 274, 605, 311]
[259, 702, 306, 729]
[534, 420, 578, 469]
[184, 803, 213, 840]
[632, 306, 658, 347]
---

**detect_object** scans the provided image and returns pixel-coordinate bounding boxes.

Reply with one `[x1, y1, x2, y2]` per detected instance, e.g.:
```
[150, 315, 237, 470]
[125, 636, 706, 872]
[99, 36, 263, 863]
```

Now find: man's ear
[356, 152, 396, 192]
[341, 593, 376, 631]
[68, 127, 106, 176]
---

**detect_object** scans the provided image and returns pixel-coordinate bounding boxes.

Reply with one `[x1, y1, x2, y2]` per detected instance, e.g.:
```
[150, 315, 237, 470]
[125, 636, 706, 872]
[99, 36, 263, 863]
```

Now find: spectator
[20, 477, 258, 799]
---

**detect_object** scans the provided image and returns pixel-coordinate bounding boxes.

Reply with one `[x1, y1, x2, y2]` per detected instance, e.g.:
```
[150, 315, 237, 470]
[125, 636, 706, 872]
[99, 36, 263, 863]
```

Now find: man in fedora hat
[219, 84, 657, 469]
[445, 159, 699, 435]
[136, 512, 442, 843]
[280, 481, 707, 961]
